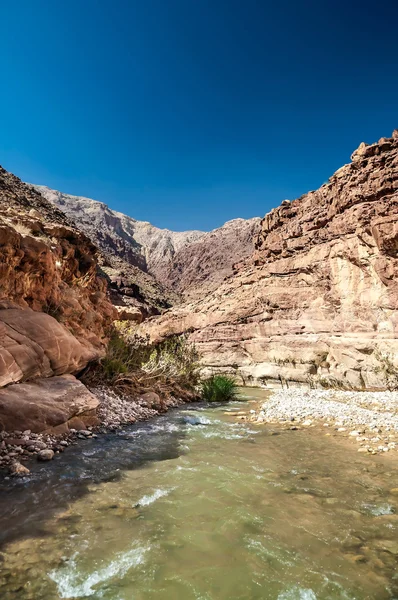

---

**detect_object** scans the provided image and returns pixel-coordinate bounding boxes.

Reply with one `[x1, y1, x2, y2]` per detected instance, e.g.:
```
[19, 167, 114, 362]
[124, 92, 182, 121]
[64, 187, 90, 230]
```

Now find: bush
[86, 328, 201, 400]
[373, 351, 398, 391]
[201, 375, 238, 402]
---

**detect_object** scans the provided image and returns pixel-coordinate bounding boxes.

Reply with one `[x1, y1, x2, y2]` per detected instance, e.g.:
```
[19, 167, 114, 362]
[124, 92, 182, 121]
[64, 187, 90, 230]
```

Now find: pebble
[37, 449, 54, 462]
[250, 388, 398, 454]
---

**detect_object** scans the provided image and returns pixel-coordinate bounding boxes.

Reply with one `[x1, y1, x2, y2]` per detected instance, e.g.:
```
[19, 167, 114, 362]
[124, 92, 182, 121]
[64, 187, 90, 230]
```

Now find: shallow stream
[0, 389, 397, 599]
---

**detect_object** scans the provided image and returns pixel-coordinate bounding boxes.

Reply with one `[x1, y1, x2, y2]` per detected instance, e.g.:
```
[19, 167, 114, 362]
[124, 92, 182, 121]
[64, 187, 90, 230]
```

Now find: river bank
[248, 388, 398, 455]
[0, 385, 189, 478]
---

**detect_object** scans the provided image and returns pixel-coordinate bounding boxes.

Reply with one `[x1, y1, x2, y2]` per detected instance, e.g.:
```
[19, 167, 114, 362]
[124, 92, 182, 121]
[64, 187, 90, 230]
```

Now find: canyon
[0, 130, 397, 436]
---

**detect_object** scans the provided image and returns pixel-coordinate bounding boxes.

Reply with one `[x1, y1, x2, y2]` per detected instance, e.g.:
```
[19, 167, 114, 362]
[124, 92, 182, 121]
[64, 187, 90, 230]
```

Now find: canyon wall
[141, 131, 398, 389]
[0, 167, 115, 431]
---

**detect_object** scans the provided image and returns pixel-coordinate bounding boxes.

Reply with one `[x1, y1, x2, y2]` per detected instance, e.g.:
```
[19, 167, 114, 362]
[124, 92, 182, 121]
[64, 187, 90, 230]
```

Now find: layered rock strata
[141, 131, 398, 389]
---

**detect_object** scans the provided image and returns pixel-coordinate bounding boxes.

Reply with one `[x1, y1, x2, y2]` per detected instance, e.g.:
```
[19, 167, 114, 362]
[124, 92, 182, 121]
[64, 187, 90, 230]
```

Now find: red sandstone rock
[0, 375, 99, 433]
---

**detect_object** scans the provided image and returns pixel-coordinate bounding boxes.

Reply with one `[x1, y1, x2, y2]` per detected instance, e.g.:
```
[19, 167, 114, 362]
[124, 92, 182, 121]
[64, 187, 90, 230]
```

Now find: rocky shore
[0, 386, 185, 479]
[251, 389, 398, 454]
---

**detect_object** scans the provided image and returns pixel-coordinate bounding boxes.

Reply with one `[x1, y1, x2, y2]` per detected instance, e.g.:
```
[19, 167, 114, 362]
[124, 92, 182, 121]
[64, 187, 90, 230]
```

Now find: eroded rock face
[0, 166, 115, 361]
[0, 375, 99, 433]
[0, 167, 115, 432]
[165, 217, 261, 300]
[141, 132, 398, 389]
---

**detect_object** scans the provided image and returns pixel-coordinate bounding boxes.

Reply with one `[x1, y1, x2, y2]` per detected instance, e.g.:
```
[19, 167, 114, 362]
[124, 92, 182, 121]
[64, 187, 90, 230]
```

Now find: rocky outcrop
[141, 131, 398, 390]
[165, 217, 261, 299]
[0, 375, 99, 433]
[0, 168, 115, 348]
[0, 167, 115, 432]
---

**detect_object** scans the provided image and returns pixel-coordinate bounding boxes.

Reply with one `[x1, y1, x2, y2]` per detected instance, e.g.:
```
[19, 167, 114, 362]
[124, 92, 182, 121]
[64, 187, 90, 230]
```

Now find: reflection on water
[0, 390, 397, 599]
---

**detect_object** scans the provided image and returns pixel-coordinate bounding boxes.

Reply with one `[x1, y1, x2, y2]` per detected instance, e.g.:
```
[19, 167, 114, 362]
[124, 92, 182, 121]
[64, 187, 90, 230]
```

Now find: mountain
[34, 185, 261, 312]
[164, 217, 261, 300]
[141, 131, 398, 390]
[34, 186, 205, 278]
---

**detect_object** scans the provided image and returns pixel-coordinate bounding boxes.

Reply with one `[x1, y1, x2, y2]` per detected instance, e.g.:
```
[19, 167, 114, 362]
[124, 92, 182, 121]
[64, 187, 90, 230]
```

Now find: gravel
[0, 385, 185, 478]
[252, 389, 398, 454]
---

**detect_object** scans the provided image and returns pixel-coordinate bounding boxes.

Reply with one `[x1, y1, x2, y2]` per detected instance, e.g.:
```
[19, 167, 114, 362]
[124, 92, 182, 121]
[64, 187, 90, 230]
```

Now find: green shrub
[142, 335, 201, 389]
[201, 375, 238, 402]
[93, 328, 201, 396]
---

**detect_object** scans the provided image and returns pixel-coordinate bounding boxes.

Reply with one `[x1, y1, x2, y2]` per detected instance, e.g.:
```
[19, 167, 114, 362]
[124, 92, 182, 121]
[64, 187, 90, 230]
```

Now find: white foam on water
[362, 503, 395, 516]
[278, 587, 317, 600]
[48, 546, 148, 598]
[137, 487, 174, 506]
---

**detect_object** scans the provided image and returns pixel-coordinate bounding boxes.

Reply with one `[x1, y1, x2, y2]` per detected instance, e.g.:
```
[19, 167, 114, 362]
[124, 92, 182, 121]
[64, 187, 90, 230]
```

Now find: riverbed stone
[9, 462, 30, 476]
[37, 449, 54, 461]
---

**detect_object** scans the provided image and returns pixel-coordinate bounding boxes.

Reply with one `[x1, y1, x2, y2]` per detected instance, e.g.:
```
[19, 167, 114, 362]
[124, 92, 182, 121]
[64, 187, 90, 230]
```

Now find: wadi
[0, 130, 397, 600]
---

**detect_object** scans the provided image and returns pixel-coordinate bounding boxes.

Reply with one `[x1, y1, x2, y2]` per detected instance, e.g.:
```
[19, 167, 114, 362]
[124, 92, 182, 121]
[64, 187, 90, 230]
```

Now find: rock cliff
[165, 217, 261, 300]
[0, 167, 115, 431]
[35, 185, 261, 308]
[141, 131, 398, 389]
[34, 185, 203, 313]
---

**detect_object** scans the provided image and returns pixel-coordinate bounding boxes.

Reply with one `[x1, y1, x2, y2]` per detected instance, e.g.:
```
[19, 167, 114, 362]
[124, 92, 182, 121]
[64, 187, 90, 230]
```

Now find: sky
[1, 1, 397, 231]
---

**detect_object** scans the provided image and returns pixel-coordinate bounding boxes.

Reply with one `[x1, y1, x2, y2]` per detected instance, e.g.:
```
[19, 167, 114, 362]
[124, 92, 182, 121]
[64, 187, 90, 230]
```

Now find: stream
[0, 388, 397, 599]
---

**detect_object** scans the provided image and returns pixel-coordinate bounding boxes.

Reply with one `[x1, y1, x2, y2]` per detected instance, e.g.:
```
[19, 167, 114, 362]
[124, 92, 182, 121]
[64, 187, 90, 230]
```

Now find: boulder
[0, 375, 98, 433]
[0, 308, 98, 387]
[9, 461, 30, 476]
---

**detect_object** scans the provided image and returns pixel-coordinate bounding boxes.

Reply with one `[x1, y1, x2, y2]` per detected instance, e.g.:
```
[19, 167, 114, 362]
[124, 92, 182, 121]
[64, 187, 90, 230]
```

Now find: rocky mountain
[141, 130, 398, 390]
[34, 184, 261, 309]
[0, 166, 115, 432]
[164, 217, 261, 300]
[34, 186, 204, 311]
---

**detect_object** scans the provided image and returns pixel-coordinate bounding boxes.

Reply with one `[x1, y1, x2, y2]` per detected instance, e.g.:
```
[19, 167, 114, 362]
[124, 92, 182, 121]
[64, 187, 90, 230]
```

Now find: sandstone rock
[0, 166, 116, 386]
[115, 305, 144, 323]
[0, 375, 98, 433]
[140, 132, 398, 389]
[37, 449, 54, 461]
[0, 308, 99, 387]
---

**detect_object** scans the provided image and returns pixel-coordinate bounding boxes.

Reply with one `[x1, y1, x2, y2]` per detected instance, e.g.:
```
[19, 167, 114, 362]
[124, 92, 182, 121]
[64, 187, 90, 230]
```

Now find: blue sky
[1, 0, 397, 231]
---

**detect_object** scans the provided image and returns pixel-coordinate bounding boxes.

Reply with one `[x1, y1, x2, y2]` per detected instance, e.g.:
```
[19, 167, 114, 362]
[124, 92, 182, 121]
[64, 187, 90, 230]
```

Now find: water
[0, 389, 398, 599]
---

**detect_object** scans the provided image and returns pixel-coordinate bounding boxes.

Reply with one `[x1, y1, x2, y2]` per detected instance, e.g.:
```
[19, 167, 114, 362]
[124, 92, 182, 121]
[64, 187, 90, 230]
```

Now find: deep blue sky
[1, 1, 397, 231]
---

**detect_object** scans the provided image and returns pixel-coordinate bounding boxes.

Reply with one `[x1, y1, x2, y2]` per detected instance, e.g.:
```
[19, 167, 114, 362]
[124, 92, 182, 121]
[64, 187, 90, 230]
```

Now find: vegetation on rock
[83, 327, 201, 404]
